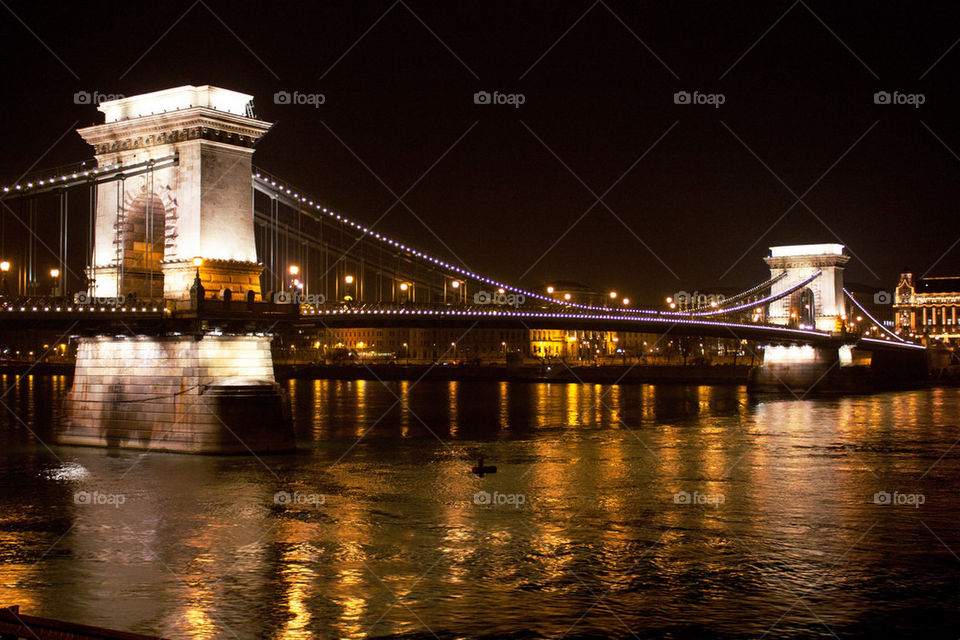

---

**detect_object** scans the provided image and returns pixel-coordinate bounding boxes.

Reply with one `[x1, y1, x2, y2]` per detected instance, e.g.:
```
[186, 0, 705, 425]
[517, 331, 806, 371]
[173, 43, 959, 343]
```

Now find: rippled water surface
[1, 375, 959, 638]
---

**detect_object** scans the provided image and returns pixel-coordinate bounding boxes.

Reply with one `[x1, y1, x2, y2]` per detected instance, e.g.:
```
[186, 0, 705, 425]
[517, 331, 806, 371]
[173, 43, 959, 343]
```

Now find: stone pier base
[748, 344, 871, 394]
[59, 335, 294, 454]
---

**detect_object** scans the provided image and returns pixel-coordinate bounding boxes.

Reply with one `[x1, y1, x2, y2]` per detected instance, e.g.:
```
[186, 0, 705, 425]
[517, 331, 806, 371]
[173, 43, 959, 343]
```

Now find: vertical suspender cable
[88, 183, 96, 296]
[146, 164, 153, 299]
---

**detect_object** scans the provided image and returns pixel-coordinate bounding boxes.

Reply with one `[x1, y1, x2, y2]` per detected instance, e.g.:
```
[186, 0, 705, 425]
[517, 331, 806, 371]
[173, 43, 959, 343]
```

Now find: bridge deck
[0, 299, 922, 350]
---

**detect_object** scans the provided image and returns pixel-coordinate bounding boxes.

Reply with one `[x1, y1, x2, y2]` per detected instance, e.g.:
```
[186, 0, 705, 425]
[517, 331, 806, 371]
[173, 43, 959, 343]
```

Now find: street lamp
[609, 291, 617, 299]
[622, 297, 630, 305]
[50, 268, 60, 296]
[546, 285, 554, 294]
[343, 274, 356, 303]
[0, 260, 9, 297]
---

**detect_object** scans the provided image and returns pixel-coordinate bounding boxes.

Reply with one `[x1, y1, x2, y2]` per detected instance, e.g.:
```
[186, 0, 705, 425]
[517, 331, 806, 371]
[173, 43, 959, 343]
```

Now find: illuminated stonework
[764, 243, 850, 332]
[894, 272, 960, 341]
[59, 335, 293, 453]
[76, 85, 271, 300]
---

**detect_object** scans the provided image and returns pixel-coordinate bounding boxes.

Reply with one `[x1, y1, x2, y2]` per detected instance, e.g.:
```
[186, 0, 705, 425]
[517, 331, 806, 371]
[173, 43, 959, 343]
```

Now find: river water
[0, 376, 958, 638]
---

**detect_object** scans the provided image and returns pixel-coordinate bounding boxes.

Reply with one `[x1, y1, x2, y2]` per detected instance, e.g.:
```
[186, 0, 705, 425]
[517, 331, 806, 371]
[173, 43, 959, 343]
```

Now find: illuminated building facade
[281, 327, 741, 364]
[895, 273, 960, 341]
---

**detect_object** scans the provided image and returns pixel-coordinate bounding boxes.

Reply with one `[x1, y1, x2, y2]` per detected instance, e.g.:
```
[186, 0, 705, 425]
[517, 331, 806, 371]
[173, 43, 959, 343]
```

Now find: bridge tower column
[764, 243, 850, 332]
[77, 85, 270, 301]
[60, 86, 293, 454]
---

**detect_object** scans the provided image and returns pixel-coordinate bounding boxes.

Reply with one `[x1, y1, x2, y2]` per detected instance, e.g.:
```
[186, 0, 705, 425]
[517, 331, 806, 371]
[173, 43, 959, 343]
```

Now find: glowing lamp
[345, 274, 354, 284]
[289, 265, 299, 276]
[400, 283, 409, 291]
[50, 268, 60, 278]
[609, 291, 617, 299]
[193, 256, 203, 267]
[546, 286, 555, 294]
[0, 261, 10, 272]
[451, 280, 460, 288]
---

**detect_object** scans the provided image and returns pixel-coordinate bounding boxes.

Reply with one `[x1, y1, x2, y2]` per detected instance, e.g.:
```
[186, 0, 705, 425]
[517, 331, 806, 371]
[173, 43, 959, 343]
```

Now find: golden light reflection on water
[447, 380, 459, 437]
[0, 535, 40, 615]
[277, 541, 317, 639]
[354, 380, 368, 437]
[498, 381, 509, 431]
[7, 379, 960, 638]
[333, 569, 367, 640]
[399, 380, 410, 437]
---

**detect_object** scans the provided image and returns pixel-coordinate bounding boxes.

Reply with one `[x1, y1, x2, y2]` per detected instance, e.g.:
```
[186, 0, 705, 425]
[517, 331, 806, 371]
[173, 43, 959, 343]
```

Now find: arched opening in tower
[116, 192, 165, 299]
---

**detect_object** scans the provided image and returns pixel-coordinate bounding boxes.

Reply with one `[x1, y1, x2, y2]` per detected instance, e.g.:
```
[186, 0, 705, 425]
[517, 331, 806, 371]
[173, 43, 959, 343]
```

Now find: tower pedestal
[59, 335, 294, 454]
[748, 344, 871, 394]
[163, 259, 263, 300]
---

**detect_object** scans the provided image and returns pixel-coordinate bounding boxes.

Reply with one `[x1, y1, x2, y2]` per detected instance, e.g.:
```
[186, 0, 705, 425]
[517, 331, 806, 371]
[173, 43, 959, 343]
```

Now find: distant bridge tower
[77, 85, 271, 300]
[764, 243, 850, 332]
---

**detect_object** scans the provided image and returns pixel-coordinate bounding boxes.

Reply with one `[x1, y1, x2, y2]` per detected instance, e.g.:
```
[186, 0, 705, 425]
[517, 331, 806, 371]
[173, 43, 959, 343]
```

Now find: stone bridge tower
[764, 243, 850, 332]
[61, 86, 292, 454]
[77, 85, 270, 300]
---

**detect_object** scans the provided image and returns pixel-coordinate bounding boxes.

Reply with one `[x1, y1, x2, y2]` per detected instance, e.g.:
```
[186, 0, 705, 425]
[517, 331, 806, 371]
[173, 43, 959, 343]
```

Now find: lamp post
[0, 260, 10, 297]
[288, 265, 299, 293]
[49, 268, 60, 297]
[450, 279, 460, 304]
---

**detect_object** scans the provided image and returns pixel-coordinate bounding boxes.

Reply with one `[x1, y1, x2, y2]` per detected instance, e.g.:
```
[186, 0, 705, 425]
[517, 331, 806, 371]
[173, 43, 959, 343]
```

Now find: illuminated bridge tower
[77, 85, 269, 300]
[764, 243, 850, 332]
[60, 86, 293, 454]
[750, 243, 858, 393]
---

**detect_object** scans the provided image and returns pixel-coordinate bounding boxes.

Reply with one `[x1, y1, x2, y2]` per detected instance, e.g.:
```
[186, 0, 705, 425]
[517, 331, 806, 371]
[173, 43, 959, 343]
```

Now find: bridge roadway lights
[58, 334, 294, 454]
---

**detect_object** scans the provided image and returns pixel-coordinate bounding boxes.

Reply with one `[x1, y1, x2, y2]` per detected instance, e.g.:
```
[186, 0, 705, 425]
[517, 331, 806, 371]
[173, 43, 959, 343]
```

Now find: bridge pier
[747, 344, 867, 394]
[55, 86, 295, 454]
[748, 342, 928, 394]
[59, 334, 294, 454]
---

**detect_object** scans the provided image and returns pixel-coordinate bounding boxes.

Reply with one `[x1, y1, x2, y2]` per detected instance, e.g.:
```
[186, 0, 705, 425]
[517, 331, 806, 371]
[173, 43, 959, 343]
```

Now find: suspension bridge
[0, 85, 925, 453]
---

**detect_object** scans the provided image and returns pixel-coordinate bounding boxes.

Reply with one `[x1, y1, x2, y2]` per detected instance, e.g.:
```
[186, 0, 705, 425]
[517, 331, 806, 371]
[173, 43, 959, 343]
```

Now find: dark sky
[1, 1, 959, 303]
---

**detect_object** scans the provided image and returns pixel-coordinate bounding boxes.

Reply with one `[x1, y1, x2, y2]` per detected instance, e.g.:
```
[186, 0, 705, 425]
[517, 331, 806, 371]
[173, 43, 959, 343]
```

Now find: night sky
[1, 1, 959, 303]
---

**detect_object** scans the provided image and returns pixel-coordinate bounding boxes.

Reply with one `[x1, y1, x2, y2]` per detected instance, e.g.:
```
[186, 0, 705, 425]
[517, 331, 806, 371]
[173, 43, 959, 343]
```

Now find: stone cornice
[764, 255, 850, 269]
[77, 107, 272, 155]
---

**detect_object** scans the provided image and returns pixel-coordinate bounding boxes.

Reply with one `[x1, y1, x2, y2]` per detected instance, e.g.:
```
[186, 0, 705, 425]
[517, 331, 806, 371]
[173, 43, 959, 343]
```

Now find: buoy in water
[471, 456, 497, 477]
